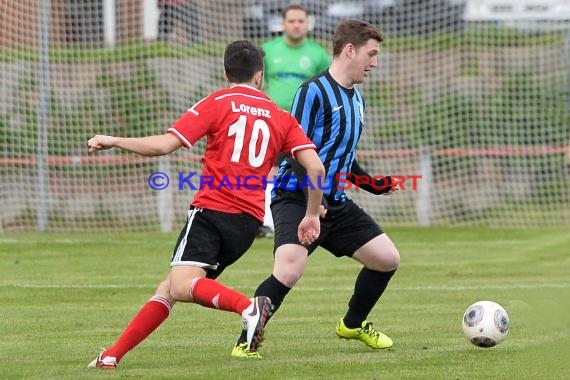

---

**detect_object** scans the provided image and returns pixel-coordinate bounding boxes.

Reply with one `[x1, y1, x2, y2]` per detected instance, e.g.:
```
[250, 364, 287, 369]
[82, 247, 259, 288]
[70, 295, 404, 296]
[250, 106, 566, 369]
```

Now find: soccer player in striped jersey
[86, 40, 324, 368]
[232, 20, 400, 357]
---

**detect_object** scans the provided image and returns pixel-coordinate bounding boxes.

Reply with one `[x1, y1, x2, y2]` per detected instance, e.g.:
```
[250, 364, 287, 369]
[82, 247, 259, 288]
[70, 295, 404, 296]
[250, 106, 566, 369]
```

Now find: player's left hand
[319, 204, 327, 218]
[382, 183, 401, 196]
[297, 215, 320, 246]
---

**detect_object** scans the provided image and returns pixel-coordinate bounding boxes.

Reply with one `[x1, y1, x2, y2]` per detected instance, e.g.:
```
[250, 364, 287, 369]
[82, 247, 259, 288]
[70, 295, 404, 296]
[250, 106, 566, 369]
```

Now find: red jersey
[168, 84, 315, 222]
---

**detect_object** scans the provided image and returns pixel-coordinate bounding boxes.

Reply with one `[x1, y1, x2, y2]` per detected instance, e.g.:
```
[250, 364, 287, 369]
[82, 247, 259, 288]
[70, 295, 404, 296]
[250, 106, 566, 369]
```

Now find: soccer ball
[462, 300, 509, 347]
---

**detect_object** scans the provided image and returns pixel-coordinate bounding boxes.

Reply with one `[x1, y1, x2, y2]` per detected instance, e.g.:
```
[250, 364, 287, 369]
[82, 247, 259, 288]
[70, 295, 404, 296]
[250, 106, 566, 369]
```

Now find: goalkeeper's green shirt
[262, 36, 330, 112]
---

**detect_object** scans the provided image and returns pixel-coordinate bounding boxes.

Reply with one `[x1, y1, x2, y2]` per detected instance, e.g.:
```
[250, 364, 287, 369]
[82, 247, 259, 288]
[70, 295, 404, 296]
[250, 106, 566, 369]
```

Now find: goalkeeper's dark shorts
[271, 190, 383, 258]
[170, 207, 261, 279]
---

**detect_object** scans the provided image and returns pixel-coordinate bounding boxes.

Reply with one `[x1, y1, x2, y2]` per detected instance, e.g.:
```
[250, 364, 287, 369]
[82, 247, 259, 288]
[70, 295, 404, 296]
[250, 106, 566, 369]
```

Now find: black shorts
[170, 207, 261, 279]
[271, 191, 383, 257]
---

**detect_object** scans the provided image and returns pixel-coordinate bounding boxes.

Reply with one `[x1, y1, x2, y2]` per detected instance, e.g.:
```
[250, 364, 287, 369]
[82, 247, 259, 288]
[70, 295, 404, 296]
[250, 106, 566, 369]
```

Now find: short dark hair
[282, 4, 307, 19]
[224, 40, 264, 83]
[332, 20, 383, 57]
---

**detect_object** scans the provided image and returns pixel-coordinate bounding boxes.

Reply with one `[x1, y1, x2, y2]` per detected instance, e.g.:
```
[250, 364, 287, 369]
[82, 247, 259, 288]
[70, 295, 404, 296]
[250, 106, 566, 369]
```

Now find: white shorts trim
[170, 260, 218, 270]
[172, 208, 200, 263]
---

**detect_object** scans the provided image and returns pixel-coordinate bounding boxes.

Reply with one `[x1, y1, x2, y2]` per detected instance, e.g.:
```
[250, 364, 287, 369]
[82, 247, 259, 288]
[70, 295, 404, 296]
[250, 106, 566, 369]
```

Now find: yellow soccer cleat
[335, 318, 393, 349]
[231, 342, 262, 359]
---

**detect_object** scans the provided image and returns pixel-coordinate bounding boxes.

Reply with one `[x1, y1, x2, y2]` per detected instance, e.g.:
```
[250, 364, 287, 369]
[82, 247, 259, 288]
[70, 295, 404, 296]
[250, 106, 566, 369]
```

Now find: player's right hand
[87, 135, 115, 153]
[297, 215, 320, 246]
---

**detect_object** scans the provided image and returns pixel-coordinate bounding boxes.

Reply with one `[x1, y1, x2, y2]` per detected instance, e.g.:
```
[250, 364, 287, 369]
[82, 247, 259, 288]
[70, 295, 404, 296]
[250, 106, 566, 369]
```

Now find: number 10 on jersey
[228, 115, 270, 168]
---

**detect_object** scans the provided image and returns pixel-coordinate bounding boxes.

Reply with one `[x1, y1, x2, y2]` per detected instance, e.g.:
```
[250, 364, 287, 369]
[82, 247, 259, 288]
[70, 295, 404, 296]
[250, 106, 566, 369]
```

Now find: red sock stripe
[149, 295, 172, 313]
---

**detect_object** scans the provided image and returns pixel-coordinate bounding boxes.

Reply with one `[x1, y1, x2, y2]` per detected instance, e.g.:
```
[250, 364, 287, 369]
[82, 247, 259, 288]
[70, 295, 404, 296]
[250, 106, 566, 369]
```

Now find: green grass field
[1, 227, 569, 379]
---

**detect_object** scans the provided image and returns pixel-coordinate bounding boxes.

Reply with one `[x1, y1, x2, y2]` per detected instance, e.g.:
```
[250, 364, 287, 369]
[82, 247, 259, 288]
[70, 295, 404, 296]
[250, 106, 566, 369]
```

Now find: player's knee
[273, 245, 308, 287]
[169, 280, 192, 302]
[368, 247, 400, 272]
[168, 286, 184, 302]
[385, 248, 400, 271]
[275, 270, 304, 288]
[155, 278, 175, 302]
[377, 237, 400, 270]
[274, 256, 306, 286]
[157, 278, 170, 292]
[273, 260, 305, 287]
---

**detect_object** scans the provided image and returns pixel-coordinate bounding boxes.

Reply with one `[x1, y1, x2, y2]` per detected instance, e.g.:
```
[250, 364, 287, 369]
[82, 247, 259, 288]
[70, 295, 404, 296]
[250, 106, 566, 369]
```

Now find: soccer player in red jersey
[86, 40, 324, 368]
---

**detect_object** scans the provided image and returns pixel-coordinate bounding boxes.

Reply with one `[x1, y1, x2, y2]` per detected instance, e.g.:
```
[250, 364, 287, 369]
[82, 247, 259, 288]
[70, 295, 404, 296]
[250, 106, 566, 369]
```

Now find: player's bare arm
[294, 148, 325, 245]
[88, 133, 183, 156]
[295, 148, 324, 217]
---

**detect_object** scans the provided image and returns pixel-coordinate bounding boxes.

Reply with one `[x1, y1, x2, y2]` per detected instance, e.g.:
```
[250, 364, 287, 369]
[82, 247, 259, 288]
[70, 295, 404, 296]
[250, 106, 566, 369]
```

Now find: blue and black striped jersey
[275, 70, 366, 204]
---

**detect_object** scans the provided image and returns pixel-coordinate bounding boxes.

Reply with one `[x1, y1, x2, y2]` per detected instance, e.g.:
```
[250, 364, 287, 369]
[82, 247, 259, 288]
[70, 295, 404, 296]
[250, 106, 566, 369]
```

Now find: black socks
[343, 268, 396, 329]
[254, 274, 292, 315]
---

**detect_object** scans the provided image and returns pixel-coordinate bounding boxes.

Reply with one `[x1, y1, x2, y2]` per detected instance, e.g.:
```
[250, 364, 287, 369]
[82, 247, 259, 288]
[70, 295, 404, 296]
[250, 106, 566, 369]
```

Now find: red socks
[101, 279, 250, 363]
[103, 295, 171, 362]
[190, 277, 251, 314]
